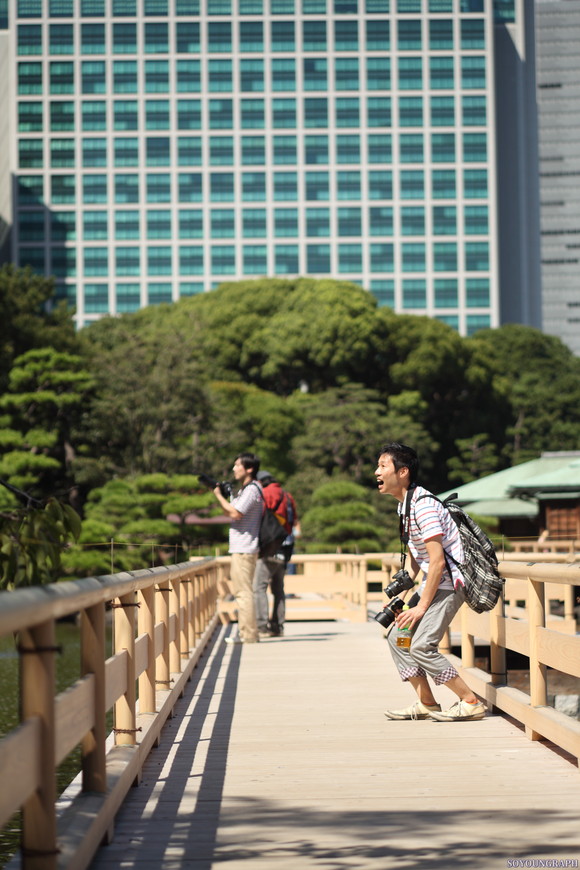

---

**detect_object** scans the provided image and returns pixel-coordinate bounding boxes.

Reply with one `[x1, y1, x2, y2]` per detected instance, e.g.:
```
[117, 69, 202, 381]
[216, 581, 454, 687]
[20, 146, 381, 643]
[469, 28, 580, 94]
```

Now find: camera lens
[374, 607, 396, 628]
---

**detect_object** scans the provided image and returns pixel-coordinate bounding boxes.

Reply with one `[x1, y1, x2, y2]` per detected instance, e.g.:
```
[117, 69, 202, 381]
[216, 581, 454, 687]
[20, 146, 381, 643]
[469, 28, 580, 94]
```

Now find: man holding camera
[183, 453, 263, 644]
[375, 442, 485, 721]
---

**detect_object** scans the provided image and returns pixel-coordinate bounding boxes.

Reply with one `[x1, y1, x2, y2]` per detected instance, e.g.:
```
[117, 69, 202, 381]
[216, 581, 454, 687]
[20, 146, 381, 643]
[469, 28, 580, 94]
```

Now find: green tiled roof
[437, 452, 580, 519]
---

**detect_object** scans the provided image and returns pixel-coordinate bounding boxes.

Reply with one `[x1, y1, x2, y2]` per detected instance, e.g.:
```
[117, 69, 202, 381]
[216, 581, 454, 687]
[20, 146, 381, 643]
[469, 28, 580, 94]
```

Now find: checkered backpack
[417, 492, 504, 613]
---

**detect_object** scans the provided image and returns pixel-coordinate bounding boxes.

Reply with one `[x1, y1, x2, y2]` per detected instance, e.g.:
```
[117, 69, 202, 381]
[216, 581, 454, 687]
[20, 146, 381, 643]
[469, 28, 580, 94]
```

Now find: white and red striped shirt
[398, 485, 465, 592]
[228, 480, 263, 554]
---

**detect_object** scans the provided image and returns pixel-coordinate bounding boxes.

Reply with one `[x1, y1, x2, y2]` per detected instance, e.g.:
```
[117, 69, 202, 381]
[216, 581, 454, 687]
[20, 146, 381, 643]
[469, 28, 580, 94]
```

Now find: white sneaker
[430, 700, 485, 721]
[384, 700, 441, 720]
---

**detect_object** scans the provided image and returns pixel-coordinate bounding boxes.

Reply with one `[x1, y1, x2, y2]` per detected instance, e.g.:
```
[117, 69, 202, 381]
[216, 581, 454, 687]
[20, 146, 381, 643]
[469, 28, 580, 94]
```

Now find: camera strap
[398, 485, 416, 570]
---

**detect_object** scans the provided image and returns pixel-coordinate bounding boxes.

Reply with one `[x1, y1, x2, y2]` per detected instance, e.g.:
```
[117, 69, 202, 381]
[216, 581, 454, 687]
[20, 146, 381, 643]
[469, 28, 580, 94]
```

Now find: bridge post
[138, 586, 156, 714]
[81, 602, 107, 792]
[19, 619, 58, 870]
[113, 592, 137, 747]
[169, 577, 181, 683]
[155, 583, 172, 707]
[527, 577, 547, 741]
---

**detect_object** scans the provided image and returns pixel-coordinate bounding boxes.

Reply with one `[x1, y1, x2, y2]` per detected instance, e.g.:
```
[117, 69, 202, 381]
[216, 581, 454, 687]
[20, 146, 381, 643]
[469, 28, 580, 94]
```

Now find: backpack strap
[251, 481, 284, 513]
[414, 491, 462, 581]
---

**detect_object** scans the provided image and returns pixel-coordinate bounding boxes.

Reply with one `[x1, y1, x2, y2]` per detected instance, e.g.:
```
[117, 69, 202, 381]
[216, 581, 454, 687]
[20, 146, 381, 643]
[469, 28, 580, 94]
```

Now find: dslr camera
[374, 568, 417, 629]
[197, 472, 233, 499]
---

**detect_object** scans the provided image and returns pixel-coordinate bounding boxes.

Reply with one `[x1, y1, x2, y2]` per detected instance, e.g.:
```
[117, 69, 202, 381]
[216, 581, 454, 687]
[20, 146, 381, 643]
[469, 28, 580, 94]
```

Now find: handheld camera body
[197, 472, 233, 500]
[374, 568, 418, 629]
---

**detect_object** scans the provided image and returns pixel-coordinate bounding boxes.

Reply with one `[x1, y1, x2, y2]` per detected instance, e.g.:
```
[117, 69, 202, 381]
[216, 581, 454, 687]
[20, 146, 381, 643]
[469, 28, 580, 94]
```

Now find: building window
[464, 168, 487, 198]
[82, 174, 108, 204]
[145, 22, 169, 53]
[211, 245, 236, 274]
[465, 241, 489, 271]
[50, 138, 75, 167]
[115, 210, 140, 239]
[307, 244, 330, 272]
[242, 171, 266, 201]
[338, 207, 362, 237]
[429, 18, 453, 49]
[241, 59, 264, 92]
[305, 172, 329, 201]
[400, 133, 423, 164]
[113, 60, 138, 93]
[208, 22, 231, 52]
[462, 95, 486, 127]
[50, 61, 75, 94]
[273, 172, 298, 200]
[115, 174, 139, 203]
[304, 98, 328, 128]
[275, 245, 299, 274]
[397, 19, 421, 50]
[399, 96, 423, 127]
[336, 134, 359, 164]
[335, 58, 359, 90]
[51, 174, 76, 203]
[176, 60, 201, 93]
[368, 134, 392, 164]
[241, 136, 266, 165]
[402, 278, 426, 308]
[82, 100, 106, 131]
[434, 277, 458, 307]
[145, 60, 170, 93]
[369, 206, 393, 236]
[306, 207, 330, 236]
[367, 96, 391, 127]
[114, 100, 138, 130]
[113, 22, 137, 53]
[398, 56, 422, 90]
[177, 99, 202, 129]
[210, 173, 234, 202]
[115, 247, 141, 276]
[146, 137, 171, 166]
[303, 20, 326, 50]
[209, 99, 233, 129]
[83, 211, 108, 240]
[179, 246, 204, 275]
[179, 210, 203, 239]
[463, 132, 487, 163]
[243, 245, 268, 274]
[464, 204, 488, 235]
[273, 135, 297, 164]
[84, 284, 109, 312]
[49, 23, 74, 54]
[400, 170, 423, 200]
[274, 208, 298, 237]
[272, 59, 296, 91]
[401, 206, 425, 236]
[147, 210, 172, 239]
[432, 205, 456, 235]
[336, 97, 360, 128]
[240, 21, 264, 51]
[335, 19, 357, 50]
[273, 98, 297, 128]
[240, 99, 265, 129]
[179, 173, 203, 202]
[461, 19, 485, 50]
[18, 62, 42, 96]
[19, 139, 44, 168]
[18, 24, 43, 55]
[305, 135, 329, 165]
[338, 243, 362, 273]
[243, 209, 268, 237]
[81, 23, 106, 55]
[116, 284, 141, 313]
[370, 243, 394, 272]
[271, 21, 295, 51]
[176, 21, 200, 53]
[18, 210, 44, 242]
[430, 56, 454, 89]
[209, 60, 232, 92]
[402, 242, 425, 272]
[337, 170, 360, 200]
[461, 56, 486, 89]
[431, 96, 454, 127]
[431, 132, 455, 163]
[114, 138, 139, 166]
[466, 314, 490, 335]
[84, 249, 109, 277]
[432, 169, 456, 199]
[303, 58, 327, 90]
[466, 277, 490, 307]
[367, 57, 390, 91]
[433, 241, 457, 271]
[82, 60, 106, 94]
[147, 247, 172, 276]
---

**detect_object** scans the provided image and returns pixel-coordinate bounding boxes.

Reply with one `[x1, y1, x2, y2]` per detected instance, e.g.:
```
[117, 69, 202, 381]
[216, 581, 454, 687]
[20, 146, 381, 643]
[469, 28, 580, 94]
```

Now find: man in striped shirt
[375, 442, 485, 722]
[186, 453, 263, 644]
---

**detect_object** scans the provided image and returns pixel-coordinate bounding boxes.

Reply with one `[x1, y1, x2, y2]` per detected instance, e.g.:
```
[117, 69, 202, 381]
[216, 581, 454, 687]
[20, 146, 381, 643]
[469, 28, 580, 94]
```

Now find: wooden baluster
[20, 620, 58, 870]
[138, 586, 156, 714]
[81, 602, 107, 793]
[113, 592, 137, 747]
[527, 577, 547, 741]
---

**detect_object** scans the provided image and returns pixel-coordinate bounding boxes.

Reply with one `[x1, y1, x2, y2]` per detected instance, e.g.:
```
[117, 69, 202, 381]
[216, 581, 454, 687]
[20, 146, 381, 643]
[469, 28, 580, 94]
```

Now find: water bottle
[395, 604, 412, 649]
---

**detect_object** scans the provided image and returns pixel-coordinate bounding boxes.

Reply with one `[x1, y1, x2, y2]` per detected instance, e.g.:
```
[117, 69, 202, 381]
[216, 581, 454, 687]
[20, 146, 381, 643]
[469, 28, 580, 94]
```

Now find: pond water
[0, 621, 112, 868]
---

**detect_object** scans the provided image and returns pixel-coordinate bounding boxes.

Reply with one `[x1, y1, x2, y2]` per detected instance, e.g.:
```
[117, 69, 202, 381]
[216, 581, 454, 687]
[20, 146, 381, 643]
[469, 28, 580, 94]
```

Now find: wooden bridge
[1, 555, 580, 870]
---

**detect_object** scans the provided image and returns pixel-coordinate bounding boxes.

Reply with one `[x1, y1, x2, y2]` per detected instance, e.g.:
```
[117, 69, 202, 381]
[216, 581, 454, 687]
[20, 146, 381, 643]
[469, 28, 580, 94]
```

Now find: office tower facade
[1, 0, 538, 333]
[536, 0, 580, 356]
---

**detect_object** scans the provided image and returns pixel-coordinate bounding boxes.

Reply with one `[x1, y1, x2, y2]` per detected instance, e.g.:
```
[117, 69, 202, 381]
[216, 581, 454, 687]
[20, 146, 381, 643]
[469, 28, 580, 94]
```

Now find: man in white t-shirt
[185, 453, 263, 644]
[375, 442, 485, 722]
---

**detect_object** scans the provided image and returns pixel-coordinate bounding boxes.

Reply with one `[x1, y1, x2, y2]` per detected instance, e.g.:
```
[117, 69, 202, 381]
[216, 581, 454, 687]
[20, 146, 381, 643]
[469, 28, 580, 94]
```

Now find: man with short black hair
[375, 442, 485, 721]
[183, 453, 263, 644]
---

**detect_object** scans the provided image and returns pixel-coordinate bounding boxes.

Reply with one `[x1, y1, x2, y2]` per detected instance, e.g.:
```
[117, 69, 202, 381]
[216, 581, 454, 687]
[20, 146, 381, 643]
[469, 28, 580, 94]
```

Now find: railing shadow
[90, 626, 241, 869]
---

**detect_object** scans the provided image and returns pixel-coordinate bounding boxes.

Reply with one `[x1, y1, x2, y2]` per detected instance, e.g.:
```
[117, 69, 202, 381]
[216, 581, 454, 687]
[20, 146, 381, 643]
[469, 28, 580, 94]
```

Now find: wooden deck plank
[90, 620, 580, 870]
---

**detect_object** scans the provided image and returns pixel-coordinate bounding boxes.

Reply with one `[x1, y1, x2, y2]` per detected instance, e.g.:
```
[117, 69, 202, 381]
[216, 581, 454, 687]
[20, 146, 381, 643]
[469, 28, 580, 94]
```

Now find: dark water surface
[0, 621, 112, 868]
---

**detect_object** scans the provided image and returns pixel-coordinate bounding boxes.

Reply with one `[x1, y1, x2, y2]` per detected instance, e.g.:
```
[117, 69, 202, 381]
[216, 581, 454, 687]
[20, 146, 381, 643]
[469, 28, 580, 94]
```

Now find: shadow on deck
[89, 621, 580, 870]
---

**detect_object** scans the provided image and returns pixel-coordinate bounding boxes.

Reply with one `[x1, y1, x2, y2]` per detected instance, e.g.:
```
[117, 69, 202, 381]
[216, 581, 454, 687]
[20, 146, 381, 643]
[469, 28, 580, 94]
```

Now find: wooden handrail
[0, 558, 222, 870]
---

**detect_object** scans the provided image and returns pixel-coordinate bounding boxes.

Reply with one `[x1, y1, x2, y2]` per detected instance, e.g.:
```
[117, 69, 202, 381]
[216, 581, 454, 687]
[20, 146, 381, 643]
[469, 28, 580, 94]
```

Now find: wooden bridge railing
[0, 558, 226, 870]
[1, 551, 579, 869]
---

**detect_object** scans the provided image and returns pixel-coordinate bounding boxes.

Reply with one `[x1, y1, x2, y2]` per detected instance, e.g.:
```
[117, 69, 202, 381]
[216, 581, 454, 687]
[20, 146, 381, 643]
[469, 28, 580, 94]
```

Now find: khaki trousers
[230, 552, 258, 642]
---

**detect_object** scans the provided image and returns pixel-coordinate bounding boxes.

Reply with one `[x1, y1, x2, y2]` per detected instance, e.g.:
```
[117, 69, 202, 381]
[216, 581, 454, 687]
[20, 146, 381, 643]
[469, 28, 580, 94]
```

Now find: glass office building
[0, 0, 539, 332]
